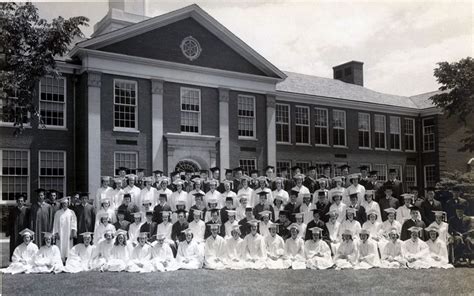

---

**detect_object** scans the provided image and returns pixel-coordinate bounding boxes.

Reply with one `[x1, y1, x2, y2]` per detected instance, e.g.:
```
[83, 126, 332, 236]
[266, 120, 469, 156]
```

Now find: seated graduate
[151, 234, 179, 272]
[400, 206, 426, 241]
[139, 210, 157, 243]
[265, 221, 290, 270]
[338, 208, 362, 242]
[304, 209, 329, 242]
[223, 225, 246, 270]
[334, 229, 358, 269]
[428, 211, 449, 246]
[90, 229, 115, 271]
[294, 213, 307, 240]
[128, 212, 144, 246]
[1, 228, 38, 274]
[204, 224, 226, 270]
[64, 232, 95, 273]
[380, 227, 407, 269]
[176, 228, 203, 270]
[30, 232, 63, 274]
[156, 211, 174, 247]
[362, 210, 382, 245]
[243, 219, 267, 269]
[402, 226, 432, 269]
[304, 227, 333, 270]
[361, 190, 382, 223]
[426, 225, 453, 269]
[127, 232, 154, 273]
[325, 210, 341, 254]
[378, 208, 402, 253]
[107, 229, 132, 272]
[93, 212, 116, 245]
[224, 210, 238, 238]
[258, 210, 273, 238]
[354, 228, 381, 269]
[284, 223, 306, 269]
[188, 209, 206, 245]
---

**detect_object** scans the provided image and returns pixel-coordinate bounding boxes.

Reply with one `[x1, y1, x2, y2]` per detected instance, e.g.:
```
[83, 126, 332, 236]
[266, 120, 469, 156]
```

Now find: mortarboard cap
[208, 223, 221, 230]
[309, 227, 323, 234]
[20, 228, 35, 237]
[42, 232, 54, 239]
[408, 226, 423, 233]
[210, 167, 220, 173]
[80, 232, 93, 237]
[227, 210, 237, 216]
[384, 207, 397, 214]
[115, 229, 128, 237]
[267, 221, 279, 229]
[152, 169, 163, 174]
[358, 165, 369, 171]
[359, 228, 370, 235]
[291, 166, 302, 172]
[368, 170, 378, 176]
[388, 168, 397, 173]
[133, 212, 143, 219]
[287, 223, 299, 231]
[35, 188, 47, 193]
[248, 220, 260, 227]
[346, 208, 357, 215]
[259, 210, 272, 217]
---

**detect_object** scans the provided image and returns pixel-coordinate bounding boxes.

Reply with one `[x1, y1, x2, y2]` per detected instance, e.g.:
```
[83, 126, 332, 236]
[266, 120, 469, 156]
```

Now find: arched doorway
[175, 159, 200, 173]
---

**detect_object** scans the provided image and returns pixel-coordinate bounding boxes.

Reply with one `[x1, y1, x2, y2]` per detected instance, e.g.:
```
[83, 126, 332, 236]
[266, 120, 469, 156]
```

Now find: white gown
[52, 207, 77, 260]
[355, 239, 381, 269]
[1, 242, 38, 274]
[176, 240, 203, 270]
[380, 240, 407, 269]
[427, 238, 453, 269]
[127, 244, 154, 273]
[304, 239, 333, 270]
[89, 240, 114, 271]
[243, 233, 267, 269]
[334, 240, 358, 269]
[64, 244, 96, 273]
[284, 237, 306, 269]
[329, 203, 347, 223]
[204, 235, 226, 270]
[338, 220, 361, 241]
[93, 223, 116, 245]
[223, 237, 247, 270]
[30, 245, 64, 274]
[107, 243, 132, 272]
[326, 221, 341, 253]
[151, 243, 179, 272]
[402, 238, 433, 269]
[265, 234, 290, 269]
[361, 200, 382, 223]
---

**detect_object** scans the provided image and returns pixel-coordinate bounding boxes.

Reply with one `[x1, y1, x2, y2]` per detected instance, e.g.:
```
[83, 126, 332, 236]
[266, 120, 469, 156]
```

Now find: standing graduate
[291, 173, 310, 205]
[95, 176, 113, 210]
[127, 232, 154, 273]
[402, 226, 432, 269]
[30, 189, 54, 246]
[253, 191, 275, 221]
[53, 196, 77, 260]
[354, 229, 380, 269]
[1, 229, 38, 274]
[305, 227, 334, 270]
[273, 177, 289, 206]
[265, 222, 290, 269]
[243, 220, 267, 269]
[64, 232, 95, 273]
[176, 229, 203, 270]
[252, 177, 273, 208]
[396, 194, 415, 225]
[128, 212, 143, 246]
[284, 224, 306, 269]
[30, 232, 64, 274]
[428, 211, 449, 245]
[338, 208, 362, 241]
[224, 210, 239, 238]
[124, 175, 141, 208]
[7, 193, 30, 260]
[343, 174, 366, 206]
[420, 187, 442, 226]
[328, 189, 347, 224]
[73, 192, 96, 243]
[204, 224, 226, 270]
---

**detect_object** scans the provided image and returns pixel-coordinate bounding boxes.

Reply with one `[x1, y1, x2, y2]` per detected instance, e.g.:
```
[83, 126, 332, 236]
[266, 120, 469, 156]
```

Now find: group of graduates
[2, 164, 473, 274]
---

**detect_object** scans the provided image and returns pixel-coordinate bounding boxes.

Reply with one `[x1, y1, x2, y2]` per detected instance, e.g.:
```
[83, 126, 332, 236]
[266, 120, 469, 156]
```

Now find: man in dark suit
[140, 210, 158, 242]
[420, 187, 442, 226]
[400, 206, 426, 241]
[204, 209, 225, 239]
[7, 193, 30, 259]
[275, 210, 291, 240]
[446, 186, 469, 220]
[303, 166, 319, 193]
[238, 206, 255, 238]
[365, 170, 384, 201]
[378, 186, 400, 221]
[73, 192, 96, 243]
[253, 191, 275, 221]
[171, 209, 189, 244]
[152, 193, 172, 224]
[384, 168, 404, 204]
[114, 209, 131, 231]
[347, 193, 367, 225]
[304, 209, 329, 241]
[217, 169, 234, 193]
[284, 190, 300, 223]
[448, 204, 472, 262]
[232, 167, 244, 193]
[279, 167, 293, 192]
[358, 165, 370, 189]
[314, 191, 331, 222]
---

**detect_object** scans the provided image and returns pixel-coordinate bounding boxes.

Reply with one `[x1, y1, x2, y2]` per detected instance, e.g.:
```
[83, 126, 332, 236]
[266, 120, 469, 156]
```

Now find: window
[359, 163, 372, 172]
[373, 164, 387, 182]
[423, 118, 435, 152]
[333, 110, 346, 147]
[295, 161, 311, 174]
[314, 108, 329, 145]
[238, 95, 255, 138]
[239, 159, 257, 175]
[180, 87, 201, 133]
[295, 106, 310, 144]
[114, 152, 138, 176]
[390, 116, 401, 150]
[333, 162, 348, 177]
[405, 165, 417, 188]
[313, 162, 327, 176]
[374, 115, 386, 149]
[114, 80, 137, 130]
[0, 149, 29, 202]
[358, 113, 371, 148]
[424, 165, 437, 188]
[389, 164, 403, 181]
[39, 151, 66, 193]
[276, 104, 290, 143]
[404, 118, 416, 151]
[0, 96, 30, 125]
[39, 76, 66, 127]
[276, 161, 291, 176]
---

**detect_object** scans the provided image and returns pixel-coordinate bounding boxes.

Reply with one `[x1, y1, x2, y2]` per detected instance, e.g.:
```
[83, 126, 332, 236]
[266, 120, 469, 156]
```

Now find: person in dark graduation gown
[217, 169, 234, 193]
[114, 209, 131, 231]
[445, 186, 469, 220]
[7, 193, 30, 260]
[383, 169, 404, 204]
[314, 191, 331, 223]
[238, 206, 255, 238]
[188, 193, 207, 223]
[204, 209, 225, 239]
[358, 166, 370, 189]
[152, 193, 172, 224]
[448, 205, 471, 262]
[232, 167, 244, 193]
[117, 193, 140, 223]
[73, 192, 96, 244]
[284, 190, 300, 223]
[378, 186, 400, 221]
[304, 209, 329, 241]
[29, 189, 54, 246]
[420, 187, 442, 226]
[171, 209, 189, 244]
[303, 166, 319, 194]
[140, 211, 157, 242]
[220, 197, 234, 224]
[275, 210, 292, 240]
[400, 206, 426, 241]
[346, 193, 367, 225]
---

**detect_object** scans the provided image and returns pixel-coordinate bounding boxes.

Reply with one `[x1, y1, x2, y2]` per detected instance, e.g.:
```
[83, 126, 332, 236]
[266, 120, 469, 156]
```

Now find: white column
[219, 88, 230, 170]
[151, 79, 164, 171]
[266, 94, 276, 167]
[87, 72, 101, 195]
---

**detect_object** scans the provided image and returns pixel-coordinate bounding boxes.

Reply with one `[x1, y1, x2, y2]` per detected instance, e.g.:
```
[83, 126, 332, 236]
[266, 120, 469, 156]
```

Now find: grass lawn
[1, 268, 473, 295]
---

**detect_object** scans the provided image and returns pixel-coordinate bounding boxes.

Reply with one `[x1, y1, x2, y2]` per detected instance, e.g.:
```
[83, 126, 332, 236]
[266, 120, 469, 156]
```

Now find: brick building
[1, 3, 472, 205]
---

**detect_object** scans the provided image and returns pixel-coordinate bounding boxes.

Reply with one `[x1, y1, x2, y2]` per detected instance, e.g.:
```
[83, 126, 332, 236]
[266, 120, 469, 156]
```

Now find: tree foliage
[0, 2, 88, 134]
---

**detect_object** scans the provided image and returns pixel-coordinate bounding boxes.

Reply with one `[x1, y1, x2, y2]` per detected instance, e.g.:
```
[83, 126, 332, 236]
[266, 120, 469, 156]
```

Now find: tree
[0, 2, 88, 135]
[430, 57, 474, 152]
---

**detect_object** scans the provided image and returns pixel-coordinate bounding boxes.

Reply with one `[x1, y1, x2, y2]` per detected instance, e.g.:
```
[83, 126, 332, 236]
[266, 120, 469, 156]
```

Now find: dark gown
[171, 221, 189, 242]
[400, 219, 426, 241]
[7, 206, 30, 259]
[30, 202, 54, 246]
[73, 203, 96, 243]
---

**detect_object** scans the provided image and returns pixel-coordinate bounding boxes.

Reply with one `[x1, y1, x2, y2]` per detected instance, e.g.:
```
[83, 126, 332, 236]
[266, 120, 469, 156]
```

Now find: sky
[30, 0, 473, 97]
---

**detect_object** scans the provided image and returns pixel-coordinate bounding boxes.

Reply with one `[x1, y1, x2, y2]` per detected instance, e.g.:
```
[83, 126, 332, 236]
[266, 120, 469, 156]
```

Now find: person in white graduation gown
[284, 224, 306, 269]
[378, 208, 402, 253]
[64, 232, 96, 273]
[127, 232, 154, 273]
[265, 221, 290, 269]
[342, 174, 366, 206]
[396, 194, 415, 225]
[362, 210, 382, 245]
[258, 211, 273, 239]
[176, 228, 203, 270]
[273, 177, 289, 206]
[129, 212, 144, 246]
[89, 229, 115, 271]
[361, 190, 381, 223]
[151, 234, 179, 272]
[426, 226, 453, 269]
[328, 189, 347, 224]
[224, 210, 239, 238]
[188, 209, 206, 245]
[292, 173, 310, 205]
[402, 226, 433, 269]
[1, 229, 38, 274]
[325, 210, 341, 254]
[223, 225, 247, 270]
[235, 194, 250, 221]
[338, 208, 361, 242]
[95, 176, 113, 210]
[305, 227, 333, 270]
[93, 212, 116, 245]
[243, 220, 267, 269]
[204, 224, 226, 270]
[334, 229, 358, 269]
[30, 232, 64, 273]
[107, 229, 132, 272]
[156, 211, 174, 246]
[380, 227, 407, 269]
[124, 175, 142, 207]
[52, 196, 77, 260]
[294, 213, 307, 240]
[95, 197, 116, 229]
[428, 211, 449, 245]
[354, 229, 380, 269]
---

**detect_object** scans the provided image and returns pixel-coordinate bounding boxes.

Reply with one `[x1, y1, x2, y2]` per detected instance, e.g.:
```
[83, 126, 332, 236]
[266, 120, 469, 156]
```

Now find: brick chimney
[333, 61, 364, 86]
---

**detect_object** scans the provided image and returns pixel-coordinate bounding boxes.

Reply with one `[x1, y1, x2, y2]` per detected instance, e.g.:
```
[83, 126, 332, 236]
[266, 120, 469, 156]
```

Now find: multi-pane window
[295, 106, 310, 144]
[313, 162, 327, 176]
[276, 161, 291, 176]
[389, 164, 402, 181]
[374, 115, 386, 149]
[0, 149, 29, 202]
[39, 77, 66, 127]
[423, 118, 435, 152]
[238, 95, 256, 138]
[180, 87, 201, 133]
[358, 113, 370, 148]
[295, 161, 311, 175]
[390, 116, 401, 150]
[39, 151, 66, 193]
[333, 162, 348, 177]
[114, 80, 137, 130]
[359, 163, 372, 172]
[404, 118, 416, 151]
[314, 108, 329, 145]
[114, 152, 138, 175]
[239, 158, 257, 175]
[1, 96, 30, 125]
[276, 104, 290, 143]
[333, 110, 346, 147]
[424, 165, 437, 187]
[373, 164, 387, 181]
[405, 165, 417, 188]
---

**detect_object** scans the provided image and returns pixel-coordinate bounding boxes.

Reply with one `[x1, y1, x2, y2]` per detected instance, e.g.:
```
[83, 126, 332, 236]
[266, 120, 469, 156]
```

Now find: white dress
[326, 221, 341, 253]
[89, 240, 113, 271]
[223, 237, 247, 270]
[396, 205, 411, 225]
[224, 220, 239, 238]
[334, 240, 358, 269]
[64, 244, 96, 273]
[427, 238, 453, 269]
[1, 242, 38, 274]
[284, 237, 306, 269]
[273, 189, 289, 205]
[93, 223, 116, 245]
[428, 221, 449, 245]
[338, 220, 361, 241]
[380, 240, 406, 269]
[304, 239, 333, 270]
[127, 244, 154, 273]
[265, 234, 290, 269]
[151, 243, 179, 272]
[30, 245, 64, 274]
[402, 238, 433, 269]
[343, 184, 366, 206]
[128, 222, 143, 245]
[361, 200, 382, 223]
[204, 235, 226, 270]
[243, 233, 267, 269]
[124, 185, 142, 208]
[292, 185, 310, 205]
[176, 240, 203, 270]
[52, 207, 77, 259]
[355, 239, 381, 269]
[329, 202, 347, 223]
[107, 244, 132, 272]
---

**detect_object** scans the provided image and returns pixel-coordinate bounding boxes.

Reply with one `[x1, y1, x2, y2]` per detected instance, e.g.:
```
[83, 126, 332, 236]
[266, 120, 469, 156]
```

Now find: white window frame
[405, 165, 417, 188]
[333, 162, 348, 177]
[389, 116, 402, 151]
[38, 76, 67, 129]
[423, 118, 435, 152]
[0, 96, 31, 127]
[113, 79, 138, 132]
[180, 87, 201, 134]
[314, 107, 329, 146]
[358, 112, 371, 149]
[114, 151, 138, 175]
[424, 165, 437, 188]
[332, 109, 347, 147]
[295, 161, 311, 175]
[0, 149, 30, 205]
[374, 164, 387, 182]
[404, 118, 416, 152]
[276, 160, 292, 176]
[276, 103, 290, 144]
[237, 95, 256, 139]
[295, 105, 310, 145]
[239, 158, 257, 175]
[389, 164, 403, 181]
[374, 114, 386, 150]
[38, 150, 66, 194]
[314, 162, 328, 176]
